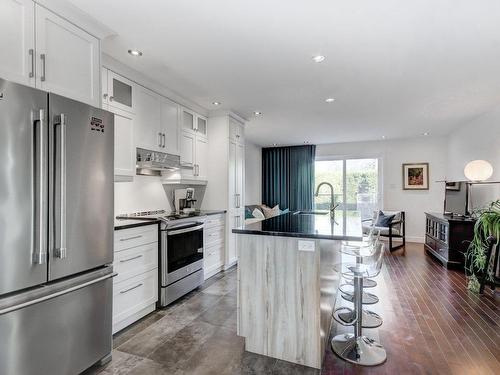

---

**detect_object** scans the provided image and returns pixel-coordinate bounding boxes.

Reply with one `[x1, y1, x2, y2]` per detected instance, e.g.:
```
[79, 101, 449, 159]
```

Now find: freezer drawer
[0, 269, 113, 375]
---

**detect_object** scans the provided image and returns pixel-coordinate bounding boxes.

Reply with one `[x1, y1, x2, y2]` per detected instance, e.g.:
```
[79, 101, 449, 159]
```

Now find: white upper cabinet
[180, 130, 195, 168]
[0, 0, 35, 86]
[105, 70, 135, 113]
[0, 1, 100, 106]
[196, 116, 208, 137]
[182, 108, 196, 133]
[113, 108, 135, 180]
[181, 107, 208, 138]
[35, 5, 99, 106]
[229, 117, 245, 144]
[228, 140, 237, 210]
[235, 142, 244, 207]
[160, 97, 180, 155]
[195, 136, 208, 180]
[134, 85, 162, 152]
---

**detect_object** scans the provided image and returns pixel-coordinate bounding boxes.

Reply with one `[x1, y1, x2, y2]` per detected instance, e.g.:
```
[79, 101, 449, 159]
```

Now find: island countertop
[233, 210, 363, 241]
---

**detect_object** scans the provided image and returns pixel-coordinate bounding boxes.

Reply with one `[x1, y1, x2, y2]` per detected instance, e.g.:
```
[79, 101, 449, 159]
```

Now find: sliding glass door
[315, 158, 380, 220]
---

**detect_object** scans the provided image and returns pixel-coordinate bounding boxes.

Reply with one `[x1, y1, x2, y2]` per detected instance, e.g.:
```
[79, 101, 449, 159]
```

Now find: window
[315, 158, 380, 220]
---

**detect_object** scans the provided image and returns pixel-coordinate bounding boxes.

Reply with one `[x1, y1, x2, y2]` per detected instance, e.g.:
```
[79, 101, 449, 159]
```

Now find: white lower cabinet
[113, 224, 159, 334]
[227, 210, 243, 267]
[203, 214, 225, 279]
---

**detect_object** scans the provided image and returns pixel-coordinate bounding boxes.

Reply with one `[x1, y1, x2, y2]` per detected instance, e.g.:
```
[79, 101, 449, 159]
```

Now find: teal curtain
[262, 145, 316, 211]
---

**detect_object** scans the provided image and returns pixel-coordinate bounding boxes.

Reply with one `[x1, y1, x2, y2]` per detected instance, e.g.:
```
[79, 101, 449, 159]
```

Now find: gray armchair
[362, 211, 406, 251]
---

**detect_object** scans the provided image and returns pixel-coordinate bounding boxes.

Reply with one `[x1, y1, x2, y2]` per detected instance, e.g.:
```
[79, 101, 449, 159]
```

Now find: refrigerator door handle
[54, 114, 67, 259]
[0, 272, 116, 316]
[33, 109, 48, 265]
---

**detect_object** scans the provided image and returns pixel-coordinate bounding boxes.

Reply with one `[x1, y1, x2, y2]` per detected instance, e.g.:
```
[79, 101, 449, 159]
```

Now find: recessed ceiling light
[254, 111, 262, 116]
[325, 98, 335, 103]
[212, 101, 221, 106]
[382, 135, 386, 139]
[272, 143, 278, 146]
[128, 49, 143, 57]
[422, 132, 430, 136]
[312, 55, 325, 63]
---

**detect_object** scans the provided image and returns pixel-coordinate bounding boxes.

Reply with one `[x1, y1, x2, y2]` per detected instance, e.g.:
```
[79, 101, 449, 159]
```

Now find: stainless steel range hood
[136, 148, 181, 176]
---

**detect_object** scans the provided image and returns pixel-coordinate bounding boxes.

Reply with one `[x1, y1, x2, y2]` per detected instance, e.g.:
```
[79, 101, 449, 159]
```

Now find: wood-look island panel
[237, 234, 340, 369]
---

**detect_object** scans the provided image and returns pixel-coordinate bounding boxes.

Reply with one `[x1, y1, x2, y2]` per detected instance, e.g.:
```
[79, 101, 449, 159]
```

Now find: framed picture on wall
[402, 163, 429, 190]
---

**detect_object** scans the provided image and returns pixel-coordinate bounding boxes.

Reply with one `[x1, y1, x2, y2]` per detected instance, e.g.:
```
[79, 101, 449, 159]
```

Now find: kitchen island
[233, 211, 362, 369]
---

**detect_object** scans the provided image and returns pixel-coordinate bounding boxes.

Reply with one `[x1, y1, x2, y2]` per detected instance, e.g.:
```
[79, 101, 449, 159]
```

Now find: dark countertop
[426, 212, 476, 222]
[199, 210, 227, 216]
[233, 211, 363, 241]
[114, 218, 160, 230]
[114, 210, 226, 230]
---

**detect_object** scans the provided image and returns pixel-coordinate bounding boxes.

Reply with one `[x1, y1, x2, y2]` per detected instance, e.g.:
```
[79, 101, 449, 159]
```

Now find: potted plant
[464, 199, 500, 293]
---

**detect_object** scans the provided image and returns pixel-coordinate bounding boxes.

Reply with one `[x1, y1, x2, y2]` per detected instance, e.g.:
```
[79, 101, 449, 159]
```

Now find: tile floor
[86, 267, 317, 375]
[86, 243, 500, 375]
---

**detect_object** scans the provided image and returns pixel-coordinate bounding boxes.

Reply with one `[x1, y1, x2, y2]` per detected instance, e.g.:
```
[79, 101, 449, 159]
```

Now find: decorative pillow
[245, 207, 254, 219]
[280, 208, 290, 215]
[261, 204, 280, 218]
[252, 208, 265, 219]
[375, 210, 395, 227]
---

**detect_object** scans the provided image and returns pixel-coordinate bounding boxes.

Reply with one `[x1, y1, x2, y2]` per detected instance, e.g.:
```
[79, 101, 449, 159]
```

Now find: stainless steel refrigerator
[0, 78, 115, 375]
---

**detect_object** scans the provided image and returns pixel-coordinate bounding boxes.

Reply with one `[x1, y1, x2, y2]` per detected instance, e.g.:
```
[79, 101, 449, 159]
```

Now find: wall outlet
[298, 240, 315, 252]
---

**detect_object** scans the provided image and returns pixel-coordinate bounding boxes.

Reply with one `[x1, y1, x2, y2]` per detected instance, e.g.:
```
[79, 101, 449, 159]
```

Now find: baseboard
[406, 236, 424, 243]
[224, 258, 238, 270]
[204, 263, 223, 280]
[112, 303, 156, 334]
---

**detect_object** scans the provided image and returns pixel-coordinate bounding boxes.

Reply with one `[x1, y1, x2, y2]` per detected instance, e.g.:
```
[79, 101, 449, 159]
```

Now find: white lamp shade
[463, 160, 493, 181]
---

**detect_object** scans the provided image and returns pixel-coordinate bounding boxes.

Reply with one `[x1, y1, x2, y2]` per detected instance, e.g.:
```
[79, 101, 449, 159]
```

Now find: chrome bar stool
[331, 242, 387, 366]
[341, 229, 381, 289]
[333, 233, 382, 329]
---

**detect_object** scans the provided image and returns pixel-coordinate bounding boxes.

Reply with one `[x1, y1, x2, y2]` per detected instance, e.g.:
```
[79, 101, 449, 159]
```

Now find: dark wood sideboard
[425, 212, 476, 269]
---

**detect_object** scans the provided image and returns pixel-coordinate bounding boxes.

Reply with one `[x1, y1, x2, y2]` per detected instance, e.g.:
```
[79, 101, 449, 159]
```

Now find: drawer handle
[119, 254, 143, 263]
[120, 283, 143, 294]
[120, 235, 142, 242]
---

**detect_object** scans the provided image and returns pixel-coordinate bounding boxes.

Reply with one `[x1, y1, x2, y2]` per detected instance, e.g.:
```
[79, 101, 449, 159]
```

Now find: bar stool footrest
[341, 290, 379, 305]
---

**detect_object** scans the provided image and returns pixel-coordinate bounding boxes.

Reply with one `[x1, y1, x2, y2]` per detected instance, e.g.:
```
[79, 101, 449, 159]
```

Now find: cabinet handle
[162, 133, 166, 148]
[103, 93, 108, 100]
[119, 235, 142, 242]
[29, 49, 34, 78]
[158, 132, 162, 147]
[120, 254, 143, 263]
[109, 96, 114, 102]
[40, 53, 46, 82]
[120, 283, 143, 294]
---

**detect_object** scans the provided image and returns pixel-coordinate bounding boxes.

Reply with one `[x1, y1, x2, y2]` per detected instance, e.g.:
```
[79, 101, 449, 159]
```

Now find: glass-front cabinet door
[107, 70, 135, 113]
[196, 116, 207, 137]
[182, 108, 195, 132]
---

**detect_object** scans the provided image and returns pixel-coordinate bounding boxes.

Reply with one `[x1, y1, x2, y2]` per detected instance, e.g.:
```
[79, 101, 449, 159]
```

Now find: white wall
[316, 137, 448, 243]
[114, 176, 173, 215]
[446, 106, 500, 181]
[245, 141, 262, 205]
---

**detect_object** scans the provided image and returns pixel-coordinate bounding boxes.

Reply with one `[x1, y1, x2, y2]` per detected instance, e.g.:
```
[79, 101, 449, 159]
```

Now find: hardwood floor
[87, 242, 499, 375]
[323, 242, 500, 375]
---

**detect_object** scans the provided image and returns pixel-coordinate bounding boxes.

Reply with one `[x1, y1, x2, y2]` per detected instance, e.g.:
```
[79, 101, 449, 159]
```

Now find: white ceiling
[68, 0, 500, 146]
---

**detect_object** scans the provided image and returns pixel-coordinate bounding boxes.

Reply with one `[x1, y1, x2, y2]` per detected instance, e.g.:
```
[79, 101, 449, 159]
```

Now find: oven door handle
[167, 223, 204, 236]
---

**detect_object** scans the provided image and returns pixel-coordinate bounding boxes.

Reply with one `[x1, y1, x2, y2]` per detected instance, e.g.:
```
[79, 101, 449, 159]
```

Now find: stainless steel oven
[160, 220, 205, 306]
